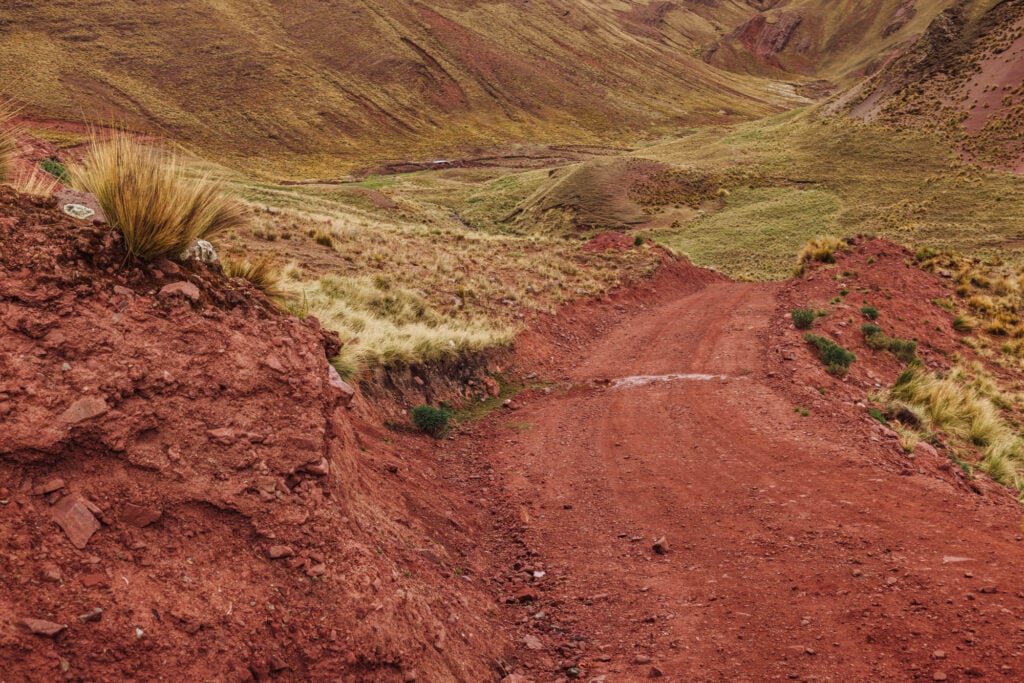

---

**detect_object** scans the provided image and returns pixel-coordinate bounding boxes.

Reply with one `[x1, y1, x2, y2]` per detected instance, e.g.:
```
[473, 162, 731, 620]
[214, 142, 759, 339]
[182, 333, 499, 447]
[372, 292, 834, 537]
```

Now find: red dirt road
[468, 279, 1024, 681]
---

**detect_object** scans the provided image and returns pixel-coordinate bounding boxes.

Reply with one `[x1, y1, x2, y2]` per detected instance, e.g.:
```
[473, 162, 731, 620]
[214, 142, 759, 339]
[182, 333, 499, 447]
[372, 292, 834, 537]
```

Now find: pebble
[77, 608, 103, 623]
[633, 654, 652, 665]
[652, 537, 669, 555]
[933, 672, 947, 681]
[21, 618, 66, 637]
[649, 667, 665, 678]
[932, 650, 946, 659]
[268, 545, 296, 559]
[121, 503, 162, 528]
[158, 281, 201, 302]
[33, 478, 66, 495]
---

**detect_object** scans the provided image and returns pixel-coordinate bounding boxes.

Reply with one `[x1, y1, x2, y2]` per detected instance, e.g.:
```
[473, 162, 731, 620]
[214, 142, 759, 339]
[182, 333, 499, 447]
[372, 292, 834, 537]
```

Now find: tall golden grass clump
[223, 255, 284, 299]
[795, 235, 847, 276]
[0, 102, 17, 182]
[889, 360, 1022, 488]
[71, 133, 245, 261]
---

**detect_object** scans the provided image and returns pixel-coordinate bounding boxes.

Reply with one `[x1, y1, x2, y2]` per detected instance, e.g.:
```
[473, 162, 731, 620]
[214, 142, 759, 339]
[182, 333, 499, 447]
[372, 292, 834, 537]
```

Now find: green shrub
[889, 338, 918, 362]
[792, 308, 816, 329]
[804, 333, 855, 375]
[861, 305, 879, 320]
[40, 158, 70, 183]
[411, 404, 453, 438]
[633, 235, 644, 247]
[861, 325, 917, 361]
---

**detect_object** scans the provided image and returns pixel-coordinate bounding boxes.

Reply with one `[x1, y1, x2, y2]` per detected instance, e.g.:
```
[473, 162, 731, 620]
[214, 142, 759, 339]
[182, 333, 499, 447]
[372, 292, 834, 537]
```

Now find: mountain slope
[829, 0, 1024, 172]
[0, 0, 956, 177]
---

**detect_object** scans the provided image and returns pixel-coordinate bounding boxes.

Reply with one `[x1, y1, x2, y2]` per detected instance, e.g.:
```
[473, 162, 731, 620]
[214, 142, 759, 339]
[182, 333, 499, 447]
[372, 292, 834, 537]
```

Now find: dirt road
[469, 280, 1024, 681]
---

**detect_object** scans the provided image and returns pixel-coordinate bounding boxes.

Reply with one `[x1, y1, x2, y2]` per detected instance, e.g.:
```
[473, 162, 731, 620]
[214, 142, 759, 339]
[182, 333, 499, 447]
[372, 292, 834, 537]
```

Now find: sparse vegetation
[39, 158, 69, 183]
[861, 305, 879, 320]
[791, 308, 816, 329]
[71, 133, 246, 261]
[223, 255, 283, 299]
[861, 324, 917, 362]
[888, 361, 1023, 488]
[411, 404, 453, 438]
[796, 236, 847, 276]
[804, 333, 855, 375]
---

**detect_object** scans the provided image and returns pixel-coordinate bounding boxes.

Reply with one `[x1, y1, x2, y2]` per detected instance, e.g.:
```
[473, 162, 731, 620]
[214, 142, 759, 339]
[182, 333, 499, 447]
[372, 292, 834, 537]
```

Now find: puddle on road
[610, 373, 739, 389]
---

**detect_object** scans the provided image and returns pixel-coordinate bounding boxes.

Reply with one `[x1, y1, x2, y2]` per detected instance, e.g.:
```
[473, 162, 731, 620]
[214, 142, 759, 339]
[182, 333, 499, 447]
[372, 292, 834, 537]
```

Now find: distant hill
[0, 1, 957, 176]
[828, 0, 1024, 173]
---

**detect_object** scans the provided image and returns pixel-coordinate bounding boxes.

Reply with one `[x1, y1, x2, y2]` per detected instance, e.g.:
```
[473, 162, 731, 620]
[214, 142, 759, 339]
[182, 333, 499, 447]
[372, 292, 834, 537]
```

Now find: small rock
[60, 362, 72, 372]
[500, 676, 533, 683]
[59, 397, 109, 424]
[915, 442, 939, 458]
[652, 536, 669, 555]
[181, 239, 218, 263]
[649, 667, 665, 679]
[932, 650, 946, 660]
[33, 478, 66, 495]
[268, 545, 296, 559]
[633, 655, 652, 665]
[121, 503, 162, 528]
[77, 608, 103, 623]
[40, 565, 62, 583]
[55, 189, 106, 223]
[805, 647, 816, 656]
[81, 573, 109, 588]
[302, 458, 330, 476]
[524, 634, 544, 650]
[206, 427, 237, 446]
[306, 563, 327, 577]
[886, 576, 898, 586]
[158, 281, 201, 303]
[979, 586, 998, 594]
[52, 496, 101, 549]
[21, 618, 66, 637]
[933, 672, 947, 681]
[327, 365, 356, 406]
[514, 588, 540, 603]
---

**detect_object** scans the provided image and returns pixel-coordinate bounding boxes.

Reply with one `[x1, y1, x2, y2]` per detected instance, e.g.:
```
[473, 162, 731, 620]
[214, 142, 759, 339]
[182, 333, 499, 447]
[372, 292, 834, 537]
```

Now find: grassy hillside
[0, 0, 956, 178]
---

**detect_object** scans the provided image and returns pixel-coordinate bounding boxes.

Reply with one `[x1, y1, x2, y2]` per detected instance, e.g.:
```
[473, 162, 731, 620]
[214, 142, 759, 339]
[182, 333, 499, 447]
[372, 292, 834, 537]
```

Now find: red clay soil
[0, 187, 507, 682]
[451, 238, 1024, 681]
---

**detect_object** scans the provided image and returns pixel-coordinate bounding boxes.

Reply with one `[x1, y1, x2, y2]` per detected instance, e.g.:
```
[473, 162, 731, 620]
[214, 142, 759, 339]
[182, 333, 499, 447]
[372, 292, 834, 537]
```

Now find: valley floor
[451, 266, 1024, 681]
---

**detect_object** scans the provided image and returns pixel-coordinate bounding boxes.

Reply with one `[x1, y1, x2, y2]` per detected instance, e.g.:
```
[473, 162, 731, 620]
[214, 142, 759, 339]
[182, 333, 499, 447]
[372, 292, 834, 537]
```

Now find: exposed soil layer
[0, 188, 505, 682]
[452, 238, 1023, 681]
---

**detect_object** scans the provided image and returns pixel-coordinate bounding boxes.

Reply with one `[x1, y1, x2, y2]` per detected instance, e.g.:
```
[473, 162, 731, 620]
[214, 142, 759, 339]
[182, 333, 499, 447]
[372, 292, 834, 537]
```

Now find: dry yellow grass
[71, 133, 246, 261]
[222, 255, 284, 300]
[796, 235, 848, 276]
[0, 102, 16, 182]
[888, 361, 1023, 488]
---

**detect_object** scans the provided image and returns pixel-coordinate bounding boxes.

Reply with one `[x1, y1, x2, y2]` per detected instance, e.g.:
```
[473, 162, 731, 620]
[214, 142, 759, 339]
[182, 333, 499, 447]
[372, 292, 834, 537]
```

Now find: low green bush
[804, 333, 855, 375]
[861, 305, 879, 320]
[40, 158, 70, 183]
[860, 324, 917, 361]
[792, 308, 816, 329]
[411, 404, 453, 438]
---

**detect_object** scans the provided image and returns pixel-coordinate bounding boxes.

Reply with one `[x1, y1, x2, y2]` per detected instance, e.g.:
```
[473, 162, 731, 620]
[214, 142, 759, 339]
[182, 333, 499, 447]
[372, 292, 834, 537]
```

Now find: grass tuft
[70, 132, 246, 261]
[223, 255, 284, 299]
[889, 361, 1023, 489]
[796, 235, 847, 276]
[804, 333, 855, 375]
[0, 102, 17, 182]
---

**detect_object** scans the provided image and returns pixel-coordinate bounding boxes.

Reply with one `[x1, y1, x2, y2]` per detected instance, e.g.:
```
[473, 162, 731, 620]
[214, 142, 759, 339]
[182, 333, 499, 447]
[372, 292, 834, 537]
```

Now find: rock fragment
[59, 397, 109, 424]
[52, 496, 101, 549]
[158, 281, 201, 302]
[267, 545, 296, 559]
[22, 618, 66, 637]
[121, 503, 162, 528]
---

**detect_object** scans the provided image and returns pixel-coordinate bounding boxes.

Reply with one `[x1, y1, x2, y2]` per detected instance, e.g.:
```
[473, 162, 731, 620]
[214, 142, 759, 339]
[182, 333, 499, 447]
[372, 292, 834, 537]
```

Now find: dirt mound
[832, 0, 1024, 173]
[0, 187, 503, 681]
[510, 158, 721, 234]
